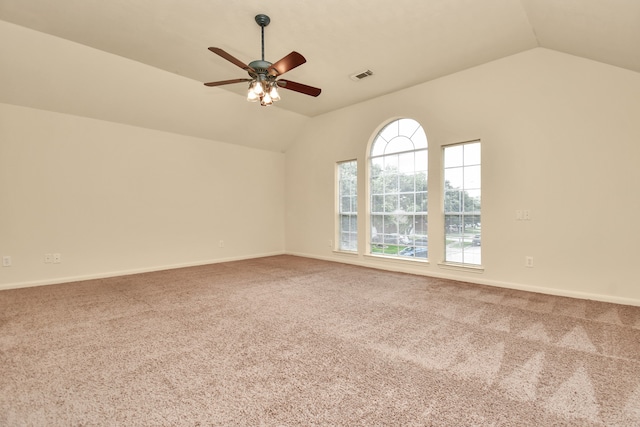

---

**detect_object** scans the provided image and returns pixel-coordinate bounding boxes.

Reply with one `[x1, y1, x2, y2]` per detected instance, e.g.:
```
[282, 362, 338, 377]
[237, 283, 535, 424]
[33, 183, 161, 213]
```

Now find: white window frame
[336, 159, 358, 252]
[442, 140, 482, 267]
[367, 118, 428, 261]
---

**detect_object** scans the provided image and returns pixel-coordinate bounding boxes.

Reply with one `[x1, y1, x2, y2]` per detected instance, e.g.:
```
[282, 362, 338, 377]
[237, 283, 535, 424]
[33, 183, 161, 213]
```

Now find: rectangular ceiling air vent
[350, 69, 373, 81]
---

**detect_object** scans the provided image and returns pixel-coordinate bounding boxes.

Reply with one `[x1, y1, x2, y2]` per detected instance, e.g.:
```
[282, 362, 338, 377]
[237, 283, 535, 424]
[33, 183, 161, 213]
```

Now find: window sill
[437, 261, 484, 273]
[333, 249, 359, 256]
[364, 253, 430, 264]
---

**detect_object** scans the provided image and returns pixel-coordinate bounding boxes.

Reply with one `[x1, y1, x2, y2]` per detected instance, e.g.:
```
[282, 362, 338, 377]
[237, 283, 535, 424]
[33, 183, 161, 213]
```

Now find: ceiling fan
[204, 14, 321, 106]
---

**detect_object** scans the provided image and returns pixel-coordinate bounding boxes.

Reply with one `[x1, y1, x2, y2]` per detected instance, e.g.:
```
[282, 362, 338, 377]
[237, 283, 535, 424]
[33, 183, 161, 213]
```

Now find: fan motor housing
[248, 60, 272, 73]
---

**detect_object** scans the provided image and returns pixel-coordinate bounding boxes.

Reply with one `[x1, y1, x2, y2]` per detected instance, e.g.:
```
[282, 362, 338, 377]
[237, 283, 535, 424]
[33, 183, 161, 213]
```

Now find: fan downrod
[255, 14, 270, 27]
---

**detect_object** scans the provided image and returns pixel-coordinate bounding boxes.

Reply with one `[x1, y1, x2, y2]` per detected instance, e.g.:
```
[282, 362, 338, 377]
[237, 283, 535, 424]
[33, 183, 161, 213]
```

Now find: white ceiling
[0, 0, 639, 150]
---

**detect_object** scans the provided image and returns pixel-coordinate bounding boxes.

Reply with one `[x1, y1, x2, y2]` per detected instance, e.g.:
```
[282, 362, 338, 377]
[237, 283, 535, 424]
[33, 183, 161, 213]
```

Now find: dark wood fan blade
[208, 47, 255, 72]
[277, 79, 321, 97]
[204, 78, 252, 87]
[268, 52, 306, 76]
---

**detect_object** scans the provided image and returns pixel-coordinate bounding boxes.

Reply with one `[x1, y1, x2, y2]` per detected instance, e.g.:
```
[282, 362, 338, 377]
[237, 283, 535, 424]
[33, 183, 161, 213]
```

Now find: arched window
[369, 118, 428, 259]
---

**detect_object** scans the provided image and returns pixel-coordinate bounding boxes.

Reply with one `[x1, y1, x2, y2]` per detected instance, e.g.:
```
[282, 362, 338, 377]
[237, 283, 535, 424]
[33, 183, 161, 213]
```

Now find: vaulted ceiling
[1, 0, 639, 150]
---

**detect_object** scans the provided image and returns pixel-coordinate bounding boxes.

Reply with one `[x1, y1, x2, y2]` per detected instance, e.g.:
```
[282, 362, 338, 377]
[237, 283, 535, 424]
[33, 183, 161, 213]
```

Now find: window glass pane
[464, 190, 481, 213]
[397, 211, 412, 236]
[405, 214, 415, 235]
[341, 196, 351, 212]
[371, 175, 384, 196]
[444, 190, 462, 212]
[384, 195, 398, 212]
[384, 174, 399, 193]
[412, 214, 428, 235]
[399, 173, 415, 193]
[400, 194, 414, 212]
[339, 179, 349, 194]
[399, 118, 420, 138]
[341, 232, 357, 252]
[372, 195, 384, 213]
[416, 192, 427, 212]
[444, 167, 463, 189]
[340, 215, 350, 231]
[444, 144, 463, 168]
[467, 215, 481, 231]
[415, 150, 428, 172]
[371, 217, 383, 242]
[350, 215, 358, 231]
[445, 214, 463, 234]
[371, 139, 386, 157]
[464, 165, 481, 189]
[411, 128, 428, 149]
[370, 157, 384, 176]
[383, 215, 397, 234]
[465, 142, 481, 165]
[415, 171, 427, 192]
[398, 152, 415, 174]
[384, 154, 398, 171]
[379, 121, 398, 142]
[385, 136, 414, 155]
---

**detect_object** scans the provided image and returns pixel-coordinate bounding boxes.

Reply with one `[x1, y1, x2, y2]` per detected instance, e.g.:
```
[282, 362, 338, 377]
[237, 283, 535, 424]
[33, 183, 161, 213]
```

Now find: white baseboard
[4, 250, 639, 308]
[0, 251, 285, 291]
[286, 251, 640, 308]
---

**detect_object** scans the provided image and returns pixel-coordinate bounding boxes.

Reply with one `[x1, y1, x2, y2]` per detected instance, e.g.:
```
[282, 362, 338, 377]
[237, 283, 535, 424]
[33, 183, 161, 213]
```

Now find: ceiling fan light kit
[204, 14, 321, 107]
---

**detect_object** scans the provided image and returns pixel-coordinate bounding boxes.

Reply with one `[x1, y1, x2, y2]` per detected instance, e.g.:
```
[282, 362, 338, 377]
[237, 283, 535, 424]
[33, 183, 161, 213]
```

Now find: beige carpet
[1, 255, 640, 426]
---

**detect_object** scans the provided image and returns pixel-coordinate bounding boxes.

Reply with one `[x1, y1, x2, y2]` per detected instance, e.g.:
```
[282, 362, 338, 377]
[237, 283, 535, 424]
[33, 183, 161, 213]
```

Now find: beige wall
[0, 21, 293, 289]
[285, 48, 640, 305]
[0, 103, 286, 288]
[2, 18, 640, 306]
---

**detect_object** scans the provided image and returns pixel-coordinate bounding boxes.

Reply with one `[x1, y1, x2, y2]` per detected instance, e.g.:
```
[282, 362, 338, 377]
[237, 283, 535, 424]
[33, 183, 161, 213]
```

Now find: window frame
[367, 118, 428, 262]
[442, 140, 482, 267]
[336, 159, 358, 253]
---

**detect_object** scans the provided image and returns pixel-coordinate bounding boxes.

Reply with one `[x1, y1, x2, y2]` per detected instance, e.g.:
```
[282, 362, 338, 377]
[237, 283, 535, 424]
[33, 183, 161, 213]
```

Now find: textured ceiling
[2, 0, 639, 118]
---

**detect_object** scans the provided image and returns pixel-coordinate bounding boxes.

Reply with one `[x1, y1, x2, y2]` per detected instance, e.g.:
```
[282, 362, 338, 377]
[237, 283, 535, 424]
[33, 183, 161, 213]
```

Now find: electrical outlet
[516, 210, 523, 220]
[53, 253, 61, 264]
[523, 210, 531, 220]
[525, 256, 534, 268]
[45, 253, 53, 263]
[219, 240, 224, 248]
[2, 256, 11, 267]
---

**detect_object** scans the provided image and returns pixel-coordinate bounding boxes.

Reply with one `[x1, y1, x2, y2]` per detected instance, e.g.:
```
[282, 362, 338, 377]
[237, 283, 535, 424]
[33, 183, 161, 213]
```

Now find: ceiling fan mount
[204, 13, 321, 106]
[254, 13, 270, 28]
